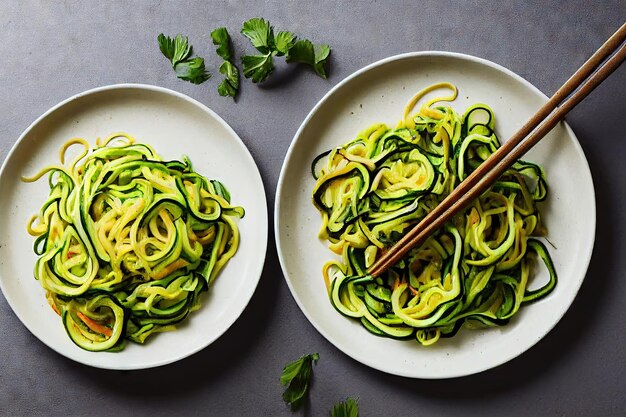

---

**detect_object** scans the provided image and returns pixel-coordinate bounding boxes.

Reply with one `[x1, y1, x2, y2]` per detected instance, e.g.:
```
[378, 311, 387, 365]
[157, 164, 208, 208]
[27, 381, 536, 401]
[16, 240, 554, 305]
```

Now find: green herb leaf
[241, 17, 274, 54]
[158, 33, 210, 84]
[217, 80, 236, 97]
[158, 33, 192, 67]
[240, 18, 277, 83]
[217, 61, 240, 97]
[274, 31, 296, 56]
[174, 57, 210, 84]
[286, 39, 331, 78]
[211, 27, 232, 61]
[280, 353, 319, 411]
[241, 53, 274, 83]
[313, 43, 331, 78]
[286, 39, 314, 65]
[212, 27, 240, 97]
[330, 398, 359, 417]
[158, 34, 177, 62]
[240, 19, 331, 83]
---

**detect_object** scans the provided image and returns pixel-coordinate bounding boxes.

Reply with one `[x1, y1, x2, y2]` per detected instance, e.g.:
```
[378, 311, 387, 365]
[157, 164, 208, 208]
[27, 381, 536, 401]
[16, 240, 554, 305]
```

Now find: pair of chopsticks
[368, 22, 626, 278]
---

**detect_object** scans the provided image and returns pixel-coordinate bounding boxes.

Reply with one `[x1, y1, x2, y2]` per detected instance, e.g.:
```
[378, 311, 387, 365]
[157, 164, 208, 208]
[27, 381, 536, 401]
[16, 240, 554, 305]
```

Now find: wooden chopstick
[368, 22, 626, 278]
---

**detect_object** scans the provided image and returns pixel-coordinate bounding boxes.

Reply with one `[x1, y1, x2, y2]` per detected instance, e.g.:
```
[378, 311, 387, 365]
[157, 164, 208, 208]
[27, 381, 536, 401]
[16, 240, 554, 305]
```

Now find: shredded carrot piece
[77, 311, 113, 337]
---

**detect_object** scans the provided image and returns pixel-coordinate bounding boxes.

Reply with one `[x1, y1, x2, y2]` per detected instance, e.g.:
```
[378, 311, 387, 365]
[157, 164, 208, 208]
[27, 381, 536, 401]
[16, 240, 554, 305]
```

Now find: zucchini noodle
[312, 83, 557, 345]
[24, 133, 244, 351]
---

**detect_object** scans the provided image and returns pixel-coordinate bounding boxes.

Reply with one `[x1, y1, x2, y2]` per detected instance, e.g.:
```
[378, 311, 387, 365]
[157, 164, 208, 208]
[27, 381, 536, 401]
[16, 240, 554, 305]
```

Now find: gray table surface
[1, 1, 625, 416]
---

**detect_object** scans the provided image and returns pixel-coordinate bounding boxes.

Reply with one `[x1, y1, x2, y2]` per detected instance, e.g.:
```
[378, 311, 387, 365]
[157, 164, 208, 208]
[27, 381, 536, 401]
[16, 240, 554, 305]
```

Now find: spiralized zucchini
[312, 83, 557, 345]
[24, 133, 244, 351]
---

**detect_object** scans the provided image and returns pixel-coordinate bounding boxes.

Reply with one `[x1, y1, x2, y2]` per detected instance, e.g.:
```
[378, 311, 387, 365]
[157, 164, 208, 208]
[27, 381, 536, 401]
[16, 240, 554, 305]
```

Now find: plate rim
[0, 83, 268, 370]
[274, 51, 596, 378]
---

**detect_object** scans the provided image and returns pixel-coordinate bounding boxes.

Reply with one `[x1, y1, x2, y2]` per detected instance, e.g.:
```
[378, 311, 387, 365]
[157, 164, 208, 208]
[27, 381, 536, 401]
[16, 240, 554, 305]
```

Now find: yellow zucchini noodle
[312, 83, 557, 345]
[23, 133, 244, 351]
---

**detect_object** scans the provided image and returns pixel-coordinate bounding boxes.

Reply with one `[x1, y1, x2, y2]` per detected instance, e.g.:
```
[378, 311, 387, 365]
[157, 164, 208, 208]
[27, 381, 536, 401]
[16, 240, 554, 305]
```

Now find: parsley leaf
[313, 44, 331, 78]
[211, 27, 232, 62]
[241, 17, 274, 53]
[274, 31, 296, 56]
[174, 57, 210, 84]
[240, 18, 332, 83]
[240, 18, 277, 83]
[286, 39, 331, 79]
[211, 27, 239, 97]
[158, 33, 191, 67]
[217, 61, 240, 97]
[330, 398, 359, 417]
[241, 53, 274, 83]
[280, 353, 319, 411]
[158, 33, 210, 84]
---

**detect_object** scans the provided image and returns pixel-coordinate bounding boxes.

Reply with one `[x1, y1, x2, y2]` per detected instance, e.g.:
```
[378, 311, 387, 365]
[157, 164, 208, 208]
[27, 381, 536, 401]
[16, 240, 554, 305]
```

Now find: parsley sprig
[287, 40, 331, 79]
[157, 19, 332, 94]
[211, 27, 240, 97]
[330, 397, 359, 417]
[280, 352, 319, 411]
[157, 34, 210, 85]
[241, 18, 331, 83]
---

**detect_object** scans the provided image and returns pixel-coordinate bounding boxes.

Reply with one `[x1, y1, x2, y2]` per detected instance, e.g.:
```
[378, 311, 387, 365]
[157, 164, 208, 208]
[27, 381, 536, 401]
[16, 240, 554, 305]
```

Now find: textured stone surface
[0, 1, 624, 416]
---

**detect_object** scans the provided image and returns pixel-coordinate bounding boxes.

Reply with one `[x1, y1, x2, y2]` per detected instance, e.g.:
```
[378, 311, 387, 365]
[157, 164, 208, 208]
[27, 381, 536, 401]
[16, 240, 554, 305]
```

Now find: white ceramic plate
[0, 84, 268, 370]
[275, 52, 595, 378]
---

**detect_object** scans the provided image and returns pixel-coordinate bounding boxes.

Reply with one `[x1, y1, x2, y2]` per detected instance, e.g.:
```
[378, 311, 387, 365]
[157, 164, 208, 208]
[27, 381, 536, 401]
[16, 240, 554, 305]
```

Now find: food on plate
[312, 83, 557, 345]
[23, 133, 244, 351]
